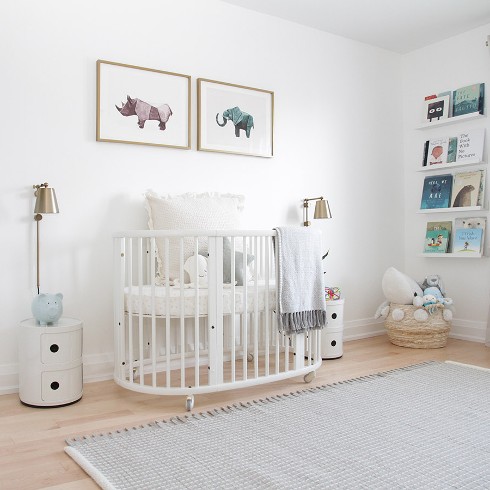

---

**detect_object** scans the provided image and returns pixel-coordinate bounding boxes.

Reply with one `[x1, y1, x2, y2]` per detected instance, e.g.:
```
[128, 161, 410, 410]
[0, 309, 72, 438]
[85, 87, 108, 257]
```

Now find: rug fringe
[66, 360, 447, 444]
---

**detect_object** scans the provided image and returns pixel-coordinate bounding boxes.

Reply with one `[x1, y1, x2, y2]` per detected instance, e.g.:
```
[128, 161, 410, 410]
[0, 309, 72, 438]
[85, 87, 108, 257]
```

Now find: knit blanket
[274, 227, 326, 334]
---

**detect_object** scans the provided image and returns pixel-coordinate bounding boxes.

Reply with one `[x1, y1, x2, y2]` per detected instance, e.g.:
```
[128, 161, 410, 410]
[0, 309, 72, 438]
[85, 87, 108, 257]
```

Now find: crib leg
[303, 371, 315, 383]
[185, 395, 195, 411]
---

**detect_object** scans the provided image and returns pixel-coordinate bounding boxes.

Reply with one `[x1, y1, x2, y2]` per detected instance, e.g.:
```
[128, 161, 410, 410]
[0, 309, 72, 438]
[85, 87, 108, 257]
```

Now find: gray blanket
[274, 227, 327, 334]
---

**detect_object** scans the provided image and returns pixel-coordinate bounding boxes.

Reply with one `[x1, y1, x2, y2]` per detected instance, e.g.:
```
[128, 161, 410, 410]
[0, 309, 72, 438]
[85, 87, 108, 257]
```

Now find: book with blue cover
[453, 228, 483, 255]
[452, 83, 484, 117]
[420, 174, 453, 209]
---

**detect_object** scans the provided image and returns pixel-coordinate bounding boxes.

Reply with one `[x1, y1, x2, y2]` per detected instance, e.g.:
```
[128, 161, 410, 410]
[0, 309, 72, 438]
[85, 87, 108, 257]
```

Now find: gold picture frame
[197, 78, 274, 157]
[97, 60, 191, 149]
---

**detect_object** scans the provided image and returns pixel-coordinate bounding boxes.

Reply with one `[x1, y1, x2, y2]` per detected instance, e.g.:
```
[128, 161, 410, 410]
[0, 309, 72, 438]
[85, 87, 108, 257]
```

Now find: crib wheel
[304, 371, 315, 383]
[247, 353, 254, 362]
[185, 395, 194, 411]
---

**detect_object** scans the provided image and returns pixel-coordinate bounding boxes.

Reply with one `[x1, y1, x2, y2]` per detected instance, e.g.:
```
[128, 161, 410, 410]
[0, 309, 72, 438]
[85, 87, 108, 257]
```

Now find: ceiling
[221, 0, 490, 54]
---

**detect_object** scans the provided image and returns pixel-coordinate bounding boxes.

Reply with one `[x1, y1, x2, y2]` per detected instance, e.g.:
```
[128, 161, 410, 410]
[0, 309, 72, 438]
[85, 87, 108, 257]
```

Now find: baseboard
[1, 318, 487, 395]
[448, 318, 487, 343]
[343, 318, 386, 341]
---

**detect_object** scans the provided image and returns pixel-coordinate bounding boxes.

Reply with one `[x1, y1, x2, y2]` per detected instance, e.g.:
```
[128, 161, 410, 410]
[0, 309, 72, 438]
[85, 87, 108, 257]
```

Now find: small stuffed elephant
[32, 293, 63, 325]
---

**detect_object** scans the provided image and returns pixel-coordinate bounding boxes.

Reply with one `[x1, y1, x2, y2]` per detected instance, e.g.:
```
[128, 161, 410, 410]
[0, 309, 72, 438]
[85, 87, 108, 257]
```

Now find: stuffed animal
[172, 254, 208, 288]
[32, 293, 63, 325]
[422, 286, 453, 321]
[374, 267, 428, 322]
[419, 274, 446, 297]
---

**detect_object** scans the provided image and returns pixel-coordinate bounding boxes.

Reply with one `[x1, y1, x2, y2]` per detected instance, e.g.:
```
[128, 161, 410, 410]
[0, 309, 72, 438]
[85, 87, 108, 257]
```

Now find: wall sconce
[303, 196, 332, 227]
[33, 183, 59, 294]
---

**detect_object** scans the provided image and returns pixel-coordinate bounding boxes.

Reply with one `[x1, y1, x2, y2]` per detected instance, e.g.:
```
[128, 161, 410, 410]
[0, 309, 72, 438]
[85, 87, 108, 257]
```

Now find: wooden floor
[1, 335, 489, 490]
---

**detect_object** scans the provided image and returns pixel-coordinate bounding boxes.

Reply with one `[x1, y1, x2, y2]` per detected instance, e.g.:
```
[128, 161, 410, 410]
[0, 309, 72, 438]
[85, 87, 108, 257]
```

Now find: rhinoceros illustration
[116, 95, 172, 130]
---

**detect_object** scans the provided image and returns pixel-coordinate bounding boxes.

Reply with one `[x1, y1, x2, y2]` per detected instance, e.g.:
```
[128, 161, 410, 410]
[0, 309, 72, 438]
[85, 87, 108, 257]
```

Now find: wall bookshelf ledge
[416, 112, 486, 130]
[418, 253, 484, 258]
[417, 161, 486, 172]
[418, 206, 485, 214]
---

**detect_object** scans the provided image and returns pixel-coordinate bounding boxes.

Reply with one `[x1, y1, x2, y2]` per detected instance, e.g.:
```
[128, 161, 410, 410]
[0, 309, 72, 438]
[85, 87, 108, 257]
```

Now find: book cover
[455, 128, 485, 163]
[427, 137, 449, 165]
[424, 229, 449, 253]
[454, 217, 486, 253]
[420, 174, 453, 209]
[426, 220, 452, 251]
[451, 171, 482, 207]
[447, 137, 457, 163]
[453, 228, 483, 255]
[424, 95, 450, 123]
[477, 169, 486, 207]
[452, 83, 485, 117]
[422, 140, 429, 167]
[438, 90, 453, 117]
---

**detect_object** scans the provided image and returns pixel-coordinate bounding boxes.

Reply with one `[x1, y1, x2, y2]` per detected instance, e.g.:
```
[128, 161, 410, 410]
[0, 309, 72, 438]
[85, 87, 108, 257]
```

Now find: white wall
[1, 0, 404, 390]
[402, 24, 490, 343]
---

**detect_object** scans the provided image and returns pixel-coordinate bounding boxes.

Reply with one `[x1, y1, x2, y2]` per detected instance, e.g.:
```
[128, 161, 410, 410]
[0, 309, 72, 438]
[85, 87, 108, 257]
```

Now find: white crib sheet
[124, 282, 277, 317]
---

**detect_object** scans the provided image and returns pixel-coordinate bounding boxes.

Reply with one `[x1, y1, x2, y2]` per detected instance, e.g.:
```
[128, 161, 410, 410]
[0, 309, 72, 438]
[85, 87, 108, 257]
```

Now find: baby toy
[422, 286, 453, 320]
[31, 293, 63, 325]
[374, 267, 429, 322]
[172, 254, 208, 288]
[419, 274, 446, 297]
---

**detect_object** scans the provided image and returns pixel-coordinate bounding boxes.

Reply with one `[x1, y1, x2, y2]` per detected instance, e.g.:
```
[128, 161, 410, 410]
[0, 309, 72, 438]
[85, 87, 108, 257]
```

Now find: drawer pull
[50, 344, 59, 353]
[50, 381, 60, 390]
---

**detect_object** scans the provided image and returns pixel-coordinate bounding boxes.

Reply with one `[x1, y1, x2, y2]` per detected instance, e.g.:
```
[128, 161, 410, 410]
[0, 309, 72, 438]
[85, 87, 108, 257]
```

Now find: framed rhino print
[96, 60, 190, 149]
[197, 78, 274, 157]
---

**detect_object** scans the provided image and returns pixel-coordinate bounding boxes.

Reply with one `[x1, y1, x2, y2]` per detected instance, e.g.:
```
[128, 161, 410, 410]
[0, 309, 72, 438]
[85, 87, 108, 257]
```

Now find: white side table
[18, 317, 83, 407]
[322, 299, 344, 359]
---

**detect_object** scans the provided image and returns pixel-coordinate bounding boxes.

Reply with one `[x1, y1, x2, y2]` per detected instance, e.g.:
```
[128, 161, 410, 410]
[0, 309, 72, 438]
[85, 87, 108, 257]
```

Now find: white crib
[113, 230, 322, 410]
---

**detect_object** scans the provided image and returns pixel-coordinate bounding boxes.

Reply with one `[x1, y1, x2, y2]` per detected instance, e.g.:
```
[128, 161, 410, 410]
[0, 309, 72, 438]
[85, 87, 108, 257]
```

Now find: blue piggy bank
[31, 293, 63, 325]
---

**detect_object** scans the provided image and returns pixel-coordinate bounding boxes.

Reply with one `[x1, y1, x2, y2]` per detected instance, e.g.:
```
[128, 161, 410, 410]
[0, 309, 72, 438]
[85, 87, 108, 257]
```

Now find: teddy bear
[422, 286, 453, 321]
[375, 267, 429, 322]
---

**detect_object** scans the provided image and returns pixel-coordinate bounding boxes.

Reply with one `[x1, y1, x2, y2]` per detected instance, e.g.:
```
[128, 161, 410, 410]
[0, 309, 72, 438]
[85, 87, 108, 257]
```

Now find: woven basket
[385, 303, 450, 349]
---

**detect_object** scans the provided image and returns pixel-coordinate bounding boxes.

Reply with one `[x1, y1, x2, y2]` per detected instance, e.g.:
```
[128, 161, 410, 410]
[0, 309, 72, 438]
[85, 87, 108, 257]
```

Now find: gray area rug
[65, 361, 490, 489]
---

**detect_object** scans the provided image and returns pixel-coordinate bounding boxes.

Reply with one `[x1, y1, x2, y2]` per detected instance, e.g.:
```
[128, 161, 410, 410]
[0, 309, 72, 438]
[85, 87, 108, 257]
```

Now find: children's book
[452, 228, 483, 255]
[447, 137, 458, 163]
[452, 83, 485, 117]
[454, 217, 486, 253]
[423, 229, 449, 253]
[426, 221, 452, 251]
[422, 140, 429, 167]
[451, 171, 483, 207]
[455, 128, 485, 164]
[420, 174, 453, 209]
[423, 95, 450, 123]
[427, 137, 449, 165]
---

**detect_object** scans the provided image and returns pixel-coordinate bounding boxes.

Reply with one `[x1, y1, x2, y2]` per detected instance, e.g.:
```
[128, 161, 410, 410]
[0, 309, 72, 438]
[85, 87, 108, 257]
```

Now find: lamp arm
[35, 213, 43, 294]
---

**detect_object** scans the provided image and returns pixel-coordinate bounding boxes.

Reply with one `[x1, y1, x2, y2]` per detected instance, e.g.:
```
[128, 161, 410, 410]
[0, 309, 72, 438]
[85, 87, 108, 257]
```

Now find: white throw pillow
[145, 191, 244, 281]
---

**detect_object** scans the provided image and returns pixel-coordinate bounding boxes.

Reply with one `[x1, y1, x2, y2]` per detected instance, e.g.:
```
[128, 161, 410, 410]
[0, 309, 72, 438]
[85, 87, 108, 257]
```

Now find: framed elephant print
[97, 60, 191, 149]
[197, 78, 274, 157]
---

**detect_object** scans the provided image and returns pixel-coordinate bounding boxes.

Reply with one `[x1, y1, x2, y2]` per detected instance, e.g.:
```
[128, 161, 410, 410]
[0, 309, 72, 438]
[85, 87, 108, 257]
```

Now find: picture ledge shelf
[416, 112, 486, 129]
[418, 253, 484, 258]
[417, 161, 486, 172]
[418, 206, 484, 214]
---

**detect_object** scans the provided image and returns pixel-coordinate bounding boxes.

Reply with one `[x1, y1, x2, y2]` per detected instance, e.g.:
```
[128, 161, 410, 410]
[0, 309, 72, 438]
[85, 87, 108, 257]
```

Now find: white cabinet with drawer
[18, 317, 83, 407]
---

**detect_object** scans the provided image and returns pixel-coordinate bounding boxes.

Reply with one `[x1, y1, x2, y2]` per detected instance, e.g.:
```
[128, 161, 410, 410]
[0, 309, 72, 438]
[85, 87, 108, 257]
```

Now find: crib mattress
[124, 282, 277, 317]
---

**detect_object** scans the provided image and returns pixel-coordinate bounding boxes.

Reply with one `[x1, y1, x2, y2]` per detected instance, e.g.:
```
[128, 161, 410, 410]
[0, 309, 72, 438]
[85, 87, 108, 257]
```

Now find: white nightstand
[18, 317, 83, 407]
[322, 299, 344, 359]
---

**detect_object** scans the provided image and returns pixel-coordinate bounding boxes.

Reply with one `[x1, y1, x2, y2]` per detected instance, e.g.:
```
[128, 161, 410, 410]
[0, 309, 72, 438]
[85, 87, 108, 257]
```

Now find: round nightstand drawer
[41, 365, 83, 404]
[18, 317, 83, 407]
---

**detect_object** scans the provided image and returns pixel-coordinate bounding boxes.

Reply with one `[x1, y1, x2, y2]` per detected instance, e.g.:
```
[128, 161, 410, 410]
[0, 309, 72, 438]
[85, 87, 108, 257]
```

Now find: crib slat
[242, 236, 248, 382]
[179, 238, 185, 389]
[127, 238, 134, 384]
[194, 238, 200, 388]
[253, 236, 259, 379]
[150, 237, 157, 387]
[165, 238, 171, 388]
[264, 236, 270, 377]
[230, 237, 236, 384]
[138, 238, 144, 386]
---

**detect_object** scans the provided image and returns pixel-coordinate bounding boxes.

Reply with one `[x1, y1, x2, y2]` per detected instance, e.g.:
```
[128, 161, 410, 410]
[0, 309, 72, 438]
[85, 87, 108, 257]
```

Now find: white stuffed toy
[375, 267, 428, 322]
[172, 254, 208, 288]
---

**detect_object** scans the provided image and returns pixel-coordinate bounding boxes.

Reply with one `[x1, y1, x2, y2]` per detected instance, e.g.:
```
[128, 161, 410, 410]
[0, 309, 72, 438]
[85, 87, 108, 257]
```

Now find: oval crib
[113, 230, 322, 410]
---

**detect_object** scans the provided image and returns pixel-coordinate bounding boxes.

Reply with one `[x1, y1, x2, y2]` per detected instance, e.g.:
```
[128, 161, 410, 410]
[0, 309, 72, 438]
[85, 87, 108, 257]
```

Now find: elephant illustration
[116, 95, 172, 130]
[216, 107, 254, 138]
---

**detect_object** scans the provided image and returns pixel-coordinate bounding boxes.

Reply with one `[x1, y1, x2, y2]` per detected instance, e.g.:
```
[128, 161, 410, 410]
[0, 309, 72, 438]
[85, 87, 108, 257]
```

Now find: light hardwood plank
[0, 335, 488, 490]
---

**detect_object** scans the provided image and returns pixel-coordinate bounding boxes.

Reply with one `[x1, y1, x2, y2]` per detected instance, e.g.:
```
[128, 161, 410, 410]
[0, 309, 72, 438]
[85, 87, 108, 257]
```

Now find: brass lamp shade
[34, 186, 59, 214]
[303, 196, 332, 226]
[314, 199, 331, 220]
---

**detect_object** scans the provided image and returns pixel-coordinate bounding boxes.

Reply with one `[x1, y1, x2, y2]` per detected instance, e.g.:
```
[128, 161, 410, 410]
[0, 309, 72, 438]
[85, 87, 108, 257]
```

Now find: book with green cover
[452, 83, 484, 117]
[420, 174, 453, 209]
[424, 229, 449, 253]
[426, 220, 453, 251]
